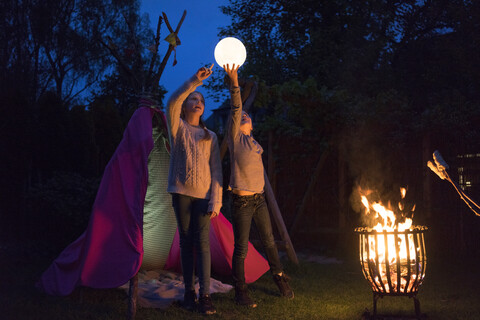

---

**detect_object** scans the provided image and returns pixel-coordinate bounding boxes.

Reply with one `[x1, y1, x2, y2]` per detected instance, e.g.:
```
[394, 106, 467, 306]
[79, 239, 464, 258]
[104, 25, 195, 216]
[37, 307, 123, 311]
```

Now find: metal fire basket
[355, 226, 427, 319]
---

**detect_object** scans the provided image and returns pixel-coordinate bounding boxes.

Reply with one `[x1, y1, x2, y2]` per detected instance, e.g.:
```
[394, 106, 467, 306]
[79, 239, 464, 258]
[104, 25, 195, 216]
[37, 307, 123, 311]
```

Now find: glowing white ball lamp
[214, 37, 247, 68]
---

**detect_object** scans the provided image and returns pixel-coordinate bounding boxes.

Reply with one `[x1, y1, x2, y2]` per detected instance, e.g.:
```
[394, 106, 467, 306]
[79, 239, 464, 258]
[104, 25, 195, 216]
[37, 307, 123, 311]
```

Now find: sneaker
[183, 289, 197, 312]
[235, 285, 258, 308]
[199, 294, 217, 315]
[273, 273, 294, 299]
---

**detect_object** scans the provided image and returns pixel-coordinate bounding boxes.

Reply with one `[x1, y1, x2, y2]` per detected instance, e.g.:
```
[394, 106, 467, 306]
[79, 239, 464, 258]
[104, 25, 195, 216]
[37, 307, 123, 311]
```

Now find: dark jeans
[171, 193, 211, 295]
[231, 192, 283, 286]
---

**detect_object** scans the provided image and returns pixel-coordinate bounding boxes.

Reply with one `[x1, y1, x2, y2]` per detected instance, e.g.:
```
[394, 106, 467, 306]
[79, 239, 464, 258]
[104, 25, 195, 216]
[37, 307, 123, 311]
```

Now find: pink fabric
[37, 107, 155, 295]
[165, 213, 270, 284]
[37, 107, 269, 296]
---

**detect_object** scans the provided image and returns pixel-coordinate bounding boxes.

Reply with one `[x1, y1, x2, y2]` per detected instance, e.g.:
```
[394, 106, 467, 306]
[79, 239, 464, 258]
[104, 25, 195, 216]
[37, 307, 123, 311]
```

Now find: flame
[360, 187, 413, 232]
[400, 187, 406, 198]
[359, 187, 423, 292]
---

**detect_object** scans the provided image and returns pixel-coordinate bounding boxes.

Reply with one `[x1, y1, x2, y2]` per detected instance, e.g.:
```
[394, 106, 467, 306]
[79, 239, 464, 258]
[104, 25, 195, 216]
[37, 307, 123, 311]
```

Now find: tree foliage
[0, 0, 164, 108]
[220, 0, 399, 89]
[0, 0, 172, 237]
[219, 0, 480, 151]
[216, 0, 480, 243]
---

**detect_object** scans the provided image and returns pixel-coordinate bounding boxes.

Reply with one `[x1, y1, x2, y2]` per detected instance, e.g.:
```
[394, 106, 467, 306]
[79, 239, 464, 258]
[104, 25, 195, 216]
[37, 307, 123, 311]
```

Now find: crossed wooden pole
[152, 10, 187, 95]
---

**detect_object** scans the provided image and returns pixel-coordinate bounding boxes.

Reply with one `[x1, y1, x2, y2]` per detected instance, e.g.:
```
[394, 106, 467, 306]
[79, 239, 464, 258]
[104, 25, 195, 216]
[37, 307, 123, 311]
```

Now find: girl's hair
[181, 91, 211, 140]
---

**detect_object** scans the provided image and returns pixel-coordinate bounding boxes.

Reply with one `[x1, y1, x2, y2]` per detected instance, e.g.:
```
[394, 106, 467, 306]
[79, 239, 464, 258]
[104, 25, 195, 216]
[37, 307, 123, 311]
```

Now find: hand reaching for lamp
[223, 64, 240, 88]
[196, 63, 214, 82]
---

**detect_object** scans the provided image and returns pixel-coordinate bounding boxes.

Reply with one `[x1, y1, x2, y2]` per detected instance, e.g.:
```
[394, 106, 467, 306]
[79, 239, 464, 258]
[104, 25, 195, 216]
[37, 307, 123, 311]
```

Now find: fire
[357, 187, 425, 293]
[360, 187, 413, 232]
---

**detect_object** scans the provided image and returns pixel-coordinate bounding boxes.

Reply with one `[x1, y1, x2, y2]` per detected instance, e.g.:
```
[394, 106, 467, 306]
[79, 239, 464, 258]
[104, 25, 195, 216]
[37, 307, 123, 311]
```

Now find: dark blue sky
[140, 0, 231, 118]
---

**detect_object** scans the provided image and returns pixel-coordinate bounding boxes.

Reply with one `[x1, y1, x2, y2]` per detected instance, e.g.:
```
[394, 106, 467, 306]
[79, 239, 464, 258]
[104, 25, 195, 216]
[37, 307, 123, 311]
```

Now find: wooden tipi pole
[263, 171, 299, 264]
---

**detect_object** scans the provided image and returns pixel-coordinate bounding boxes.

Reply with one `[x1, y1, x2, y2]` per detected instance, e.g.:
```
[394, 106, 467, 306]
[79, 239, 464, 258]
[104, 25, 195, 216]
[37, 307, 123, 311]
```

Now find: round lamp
[214, 37, 247, 68]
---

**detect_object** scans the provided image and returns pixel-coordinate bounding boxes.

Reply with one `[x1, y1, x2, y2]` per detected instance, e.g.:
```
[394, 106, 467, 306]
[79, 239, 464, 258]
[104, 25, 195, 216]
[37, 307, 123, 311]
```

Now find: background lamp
[214, 37, 247, 68]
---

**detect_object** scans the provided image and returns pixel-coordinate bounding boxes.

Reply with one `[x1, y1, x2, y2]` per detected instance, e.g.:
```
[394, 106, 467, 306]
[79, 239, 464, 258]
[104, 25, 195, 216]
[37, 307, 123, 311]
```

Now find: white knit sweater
[166, 75, 223, 213]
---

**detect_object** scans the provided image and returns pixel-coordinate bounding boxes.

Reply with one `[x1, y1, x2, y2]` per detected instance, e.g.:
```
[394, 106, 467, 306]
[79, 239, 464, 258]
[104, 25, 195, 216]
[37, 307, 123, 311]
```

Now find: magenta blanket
[37, 107, 269, 296]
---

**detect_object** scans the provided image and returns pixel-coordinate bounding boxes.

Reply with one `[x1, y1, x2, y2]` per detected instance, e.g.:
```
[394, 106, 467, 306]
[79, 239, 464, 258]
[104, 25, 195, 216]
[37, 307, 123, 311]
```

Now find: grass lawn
[2, 240, 480, 320]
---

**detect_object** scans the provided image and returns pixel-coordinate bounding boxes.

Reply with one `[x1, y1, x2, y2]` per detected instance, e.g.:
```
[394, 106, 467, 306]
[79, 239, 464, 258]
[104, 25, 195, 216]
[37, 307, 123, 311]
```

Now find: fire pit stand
[355, 226, 427, 319]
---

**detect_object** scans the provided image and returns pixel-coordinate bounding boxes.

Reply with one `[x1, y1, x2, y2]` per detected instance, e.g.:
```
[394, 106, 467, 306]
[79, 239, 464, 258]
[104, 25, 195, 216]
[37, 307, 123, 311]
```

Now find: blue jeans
[231, 192, 283, 286]
[171, 193, 211, 295]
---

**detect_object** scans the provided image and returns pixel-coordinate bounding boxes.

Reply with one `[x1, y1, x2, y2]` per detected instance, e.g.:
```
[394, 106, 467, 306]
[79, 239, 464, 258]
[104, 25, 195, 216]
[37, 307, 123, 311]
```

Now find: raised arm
[166, 65, 214, 142]
[223, 64, 242, 140]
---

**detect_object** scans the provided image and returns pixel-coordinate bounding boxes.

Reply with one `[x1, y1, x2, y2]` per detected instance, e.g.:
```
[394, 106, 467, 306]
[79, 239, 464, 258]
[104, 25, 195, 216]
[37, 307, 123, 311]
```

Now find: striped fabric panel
[141, 127, 178, 270]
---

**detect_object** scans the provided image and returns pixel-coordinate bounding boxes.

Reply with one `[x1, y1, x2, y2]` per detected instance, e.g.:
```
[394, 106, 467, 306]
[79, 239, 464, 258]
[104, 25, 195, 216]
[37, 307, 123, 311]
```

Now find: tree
[219, 0, 400, 90]
[0, 0, 161, 108]
[219, 0, 480, 172]
[217, 0, 480, 253]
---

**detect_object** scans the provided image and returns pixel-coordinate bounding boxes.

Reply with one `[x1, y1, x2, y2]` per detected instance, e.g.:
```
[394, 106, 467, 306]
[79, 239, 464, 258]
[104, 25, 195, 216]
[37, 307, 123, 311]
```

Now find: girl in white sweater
[166, 65, 222, 315]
